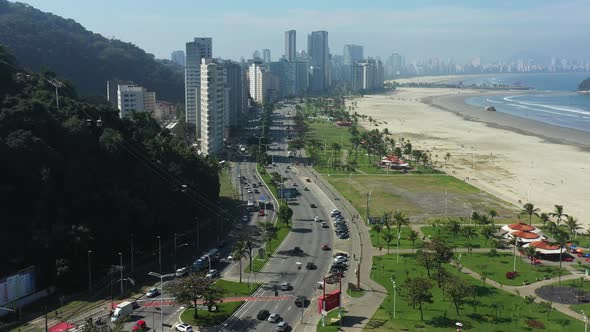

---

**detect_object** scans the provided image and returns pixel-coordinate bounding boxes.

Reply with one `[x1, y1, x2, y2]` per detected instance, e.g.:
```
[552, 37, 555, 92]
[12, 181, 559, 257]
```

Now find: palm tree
[373, 224, 382, 245]
[489, 210, 498, 226]
[523, 245, 538, 269]
[408, 230, 419, 252]
[552, 230, 569, 284]
[446, 219, 462, 249]
[231, 241, 249, 283]
[549, 205, 568, 226]
[546, 221, 559, 237]
[520, 202, 540, 225]
[393, 210, 410, 252]
[462, 227, 478, 254]
[564, 215, 581, 240]
[539, 212, 550, 227]
[508, 236, 519, 273]
[471, 211, 481, 228]
[524, 295, 537, 313]
[481, 226, 496, 246]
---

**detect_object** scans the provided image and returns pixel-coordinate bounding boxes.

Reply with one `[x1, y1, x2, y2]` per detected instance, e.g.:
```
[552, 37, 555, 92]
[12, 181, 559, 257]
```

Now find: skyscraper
[307, 31, 329, 92]
[343, 45, 364, 65]
[222, 60, 246, 129]
[171, 50, 185, 67]
[185, 37, 212, 139]
[263, 49, 271, 64]
[200, 58, 228, 156]
[285, 30, 296, 62]
[249, 63, 266, 103]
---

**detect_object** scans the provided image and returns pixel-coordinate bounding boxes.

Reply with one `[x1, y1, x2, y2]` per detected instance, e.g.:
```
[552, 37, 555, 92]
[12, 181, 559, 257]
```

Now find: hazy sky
[16, 0, 590, 62]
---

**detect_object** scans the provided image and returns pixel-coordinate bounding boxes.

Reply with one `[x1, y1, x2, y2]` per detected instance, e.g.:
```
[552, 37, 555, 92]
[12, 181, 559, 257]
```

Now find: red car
[564, 257, 575, 262]
[259, 209, 265, 216]
[132, 320, 147, 331]
[321, 244, 330, 251]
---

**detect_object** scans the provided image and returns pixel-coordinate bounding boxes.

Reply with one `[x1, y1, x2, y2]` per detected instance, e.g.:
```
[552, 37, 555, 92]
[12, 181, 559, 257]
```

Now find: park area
[365, 253, 584, 331]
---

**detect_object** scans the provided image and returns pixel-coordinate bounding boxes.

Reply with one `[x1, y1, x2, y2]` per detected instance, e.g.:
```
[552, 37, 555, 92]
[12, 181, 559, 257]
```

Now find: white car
[268, 313, 281, 323]
[247, 189, 253, 193]
[175, 323, 193, 332]
[314, 216, 321, 222]
[277, 321, 288, 331]
[175, 267, 188, 277]
[145, 287, 159, 297]
[334, 256, 348, 263]
[279, 282, 291, 290]
[321, 222, 328, 228]
[206, 269, 219, 279]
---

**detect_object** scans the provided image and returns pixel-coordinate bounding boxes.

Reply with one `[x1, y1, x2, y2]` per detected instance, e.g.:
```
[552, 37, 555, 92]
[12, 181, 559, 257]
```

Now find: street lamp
[582, 310, 588, 332]
[148, 272, 175, 332]
[389, 278, 397, 319]
[157, 236, 162, 274]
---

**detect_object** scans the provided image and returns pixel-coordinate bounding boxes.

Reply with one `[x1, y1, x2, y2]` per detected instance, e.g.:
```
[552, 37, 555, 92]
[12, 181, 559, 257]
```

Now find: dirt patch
[535, 286, 590, 304]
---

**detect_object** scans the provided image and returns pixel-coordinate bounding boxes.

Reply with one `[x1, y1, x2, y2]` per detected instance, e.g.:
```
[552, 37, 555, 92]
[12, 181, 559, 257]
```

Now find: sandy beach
[351, 88, 590, 227]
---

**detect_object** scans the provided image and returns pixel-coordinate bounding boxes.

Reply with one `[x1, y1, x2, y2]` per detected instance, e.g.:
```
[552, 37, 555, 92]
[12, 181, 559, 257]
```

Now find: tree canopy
[0, 0, 184, 102]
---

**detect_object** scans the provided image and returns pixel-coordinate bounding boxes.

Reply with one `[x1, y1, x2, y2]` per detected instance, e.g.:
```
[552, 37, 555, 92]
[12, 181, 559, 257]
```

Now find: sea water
[462, 73, 590, 133]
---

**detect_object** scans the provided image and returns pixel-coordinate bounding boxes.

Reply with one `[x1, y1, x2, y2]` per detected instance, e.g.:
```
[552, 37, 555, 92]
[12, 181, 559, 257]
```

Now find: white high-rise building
[117, 84, 156, 118]
[185, 37, 212, 139]
[249, 63, 267, 103]
[200, 59, 228, 156]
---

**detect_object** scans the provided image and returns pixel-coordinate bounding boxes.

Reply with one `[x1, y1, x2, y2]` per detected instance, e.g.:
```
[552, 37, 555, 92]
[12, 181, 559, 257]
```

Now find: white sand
[350, 88, 590, 227]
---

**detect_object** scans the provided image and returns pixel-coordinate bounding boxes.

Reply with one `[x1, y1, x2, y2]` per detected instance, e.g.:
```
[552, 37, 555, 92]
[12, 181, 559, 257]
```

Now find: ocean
[461, 73, 590, 133]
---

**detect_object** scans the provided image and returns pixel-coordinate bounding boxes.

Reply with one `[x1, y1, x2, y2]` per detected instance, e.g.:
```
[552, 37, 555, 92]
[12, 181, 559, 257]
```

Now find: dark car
[293, 247, 303, 255]
[257, 309, 270, 320]
[310, 203, 317, 208]
[338, 233, 350, 239]
[294, 295, 306, 307]
[306, 262, 317, 270]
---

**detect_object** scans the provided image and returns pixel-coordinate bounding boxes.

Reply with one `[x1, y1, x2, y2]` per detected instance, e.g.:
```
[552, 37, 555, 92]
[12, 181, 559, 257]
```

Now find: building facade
[307, 31, 329, 92]
[285, 30, 296, 62]
[350, 59, 384, 92]
[200, 59, 227, 156]
[171, 50, 185, 67]
[249, 62, 266, 103]
[117, 84, 156, 118]
[343, 44, 364, 65]
[222, 60, 246, 129]
[263, 49, 271, 64]
[185, 37, 212, 138]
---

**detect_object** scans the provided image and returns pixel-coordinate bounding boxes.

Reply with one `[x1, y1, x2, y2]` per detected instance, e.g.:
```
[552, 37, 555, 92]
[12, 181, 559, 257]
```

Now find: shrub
[488, 249, 498, 257]
[506, 271, 519, 279]
[526, 319, 545, 329]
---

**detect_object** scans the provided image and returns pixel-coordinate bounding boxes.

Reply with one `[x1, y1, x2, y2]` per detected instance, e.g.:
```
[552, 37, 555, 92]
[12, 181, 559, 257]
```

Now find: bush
[526, 319, 545, 329]
[506, 271, 519, 279]
[488, 249, 498, 257]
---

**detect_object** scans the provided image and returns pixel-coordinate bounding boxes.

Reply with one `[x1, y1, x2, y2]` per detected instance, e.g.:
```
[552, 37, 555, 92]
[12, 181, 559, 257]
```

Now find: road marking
[287, 306, 292, 311]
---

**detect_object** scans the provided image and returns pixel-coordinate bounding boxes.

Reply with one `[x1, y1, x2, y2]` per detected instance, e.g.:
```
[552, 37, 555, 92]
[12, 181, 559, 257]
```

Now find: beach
[350, 88, 590, 227]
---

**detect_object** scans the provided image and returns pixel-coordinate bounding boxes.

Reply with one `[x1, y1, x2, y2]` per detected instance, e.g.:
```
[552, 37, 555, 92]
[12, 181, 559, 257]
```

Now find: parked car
[206, 269, 219, 279]
[314, 216, 321, 222]
[306, 178, 311, 182]
[247, 189, 253, 193]
[132, 320, 147, 331]
[277, 321, 288, 331]
[334, 252, 349, 258]
[268, 313, 281, 323]
[310, 203, 317, 208]
[146, 288, 159, 297]
[338, 233, 350, 239]
[259, 209, 265, 216]
[254, 189, 260, 194]
[175, 267, 188, 277]
[257, 309, 270, 320]
[294, 295, 306, 307]
[321, 222, 329, 228]
[293, 247, 303, 255]
[334, 256, 348, 263]
[280, 282, 291, 291]
[321, 244, 331, 250]
[306, 262, 317, 270]
[175, 323, 193, 332]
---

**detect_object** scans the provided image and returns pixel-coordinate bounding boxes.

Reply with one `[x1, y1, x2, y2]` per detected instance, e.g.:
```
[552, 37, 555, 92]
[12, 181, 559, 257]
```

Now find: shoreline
[350, 88, 590, 227]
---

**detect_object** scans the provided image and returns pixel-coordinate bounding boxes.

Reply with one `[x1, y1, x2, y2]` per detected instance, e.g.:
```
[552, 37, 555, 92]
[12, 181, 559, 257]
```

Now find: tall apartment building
[200, 59, 228, 156]
[307, 31, 329, 92]
[185, 37, 212, 139]
[222, 60, 246, 129]
[117, 84, 156, 118]
[249, 63, 266, 103]
[343, 44, 364, 65]
[107, 79, 132, 106]
[285, 30, 296, 62]
[273, 60, 308, 97]
[263, 49, 271, 64]
[171, 50, 185, 67]
[350, 59, 384, 92]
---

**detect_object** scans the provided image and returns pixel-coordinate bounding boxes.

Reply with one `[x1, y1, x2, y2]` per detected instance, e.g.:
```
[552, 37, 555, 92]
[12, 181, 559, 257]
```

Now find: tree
[523, 245, 538, 269]
[424, 238, 454, 270]
[549, 205, 568, 226]
[540, 301, 554, 319]
[539, 212, 550, 227]
[445, 276, 474, 315]
[373, 224, 382, 245]
[277, 204, 293, 227]
[405, 277, 433, 320]
[521, 202, 540, 225]
[382, 232, 395, 254]
[446, 219, 462, 249]
[202, 285, 224, 312]
[481, 226, 496, 246]
[461, 227, 477, 254]
[408, 230, 419, 252]
[508, 236, 519, 273]
[258, 221, 277, 253]
[231, 240, 249, 283]
[553, 230, 569, 284]
[393, 210, 410, 251]
[416, 249, 436, 277]
[524, 295, 536, 312]
[564, 215, 581, 240]
[489, 209, 497, 225]
[165, 272, 212, 318]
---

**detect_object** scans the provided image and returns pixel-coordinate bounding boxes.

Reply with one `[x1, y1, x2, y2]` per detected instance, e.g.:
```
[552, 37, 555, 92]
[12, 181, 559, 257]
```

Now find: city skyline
[14, 0, 590, 63]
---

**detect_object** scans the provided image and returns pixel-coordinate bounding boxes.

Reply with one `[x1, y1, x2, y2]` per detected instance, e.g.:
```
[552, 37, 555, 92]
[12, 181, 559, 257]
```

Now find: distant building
[343, 44, 364, 65]
[252, 50, 261, 61]
[387, 53, 404, 78]
[154, 101, 175, 122]
[117, 84, 156, 118]
[350, 59, 384, 92]
[249, 62, 266, 103]
[285, 30, 296, 62]
[185, 37, 212, 139]
[222, 60, 247, 130]
[106, 79, 132, 106]
[263, 49, 271, 64]
[307, 31, 329, 92]
[272, 60, 308, 98]
[200, 59, 228, 156]
[171, 50, 185, 67]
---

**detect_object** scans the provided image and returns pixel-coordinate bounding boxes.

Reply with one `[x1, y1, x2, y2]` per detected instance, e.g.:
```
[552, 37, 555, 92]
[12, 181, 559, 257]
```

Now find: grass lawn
[324, 174, 517, 225]
[459, 252, 571, 286]
[219, 168, 237, 199]
[180, 301, 245, 327]
[366, 253, 584, 331]
[369, 227, 424, 250]
[421, 226, 491, 249]
[346, 288, 365, 298]
[214, 279, 260, 297]
[317, 308, 344, 332]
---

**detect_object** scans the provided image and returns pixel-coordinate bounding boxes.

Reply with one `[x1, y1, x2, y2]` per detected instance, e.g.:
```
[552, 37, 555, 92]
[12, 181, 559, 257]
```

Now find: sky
[14, 0, 590, 63]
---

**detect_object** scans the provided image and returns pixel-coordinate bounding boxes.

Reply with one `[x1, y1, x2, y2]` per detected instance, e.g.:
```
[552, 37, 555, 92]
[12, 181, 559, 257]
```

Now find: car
[277, 321, 288, 331]
[259, 209, 265, 216]
[293, 246, 303, 255]
[310, 203, 317, 208]
[257, 309, 270, 320]
[295, 295, 307, 307]
[338, 233, 350, 239]
[334, 252, 349, 258]
[564, 257, 575, 262]
[286, 166, 291, 169]
[132, 320, 147, 331]
[268, 313, 281, 323]
[206, 269, 219, 279]
[252, 183, 257, 188]
[292, 182, 297, 186]
[254, 189, 260, 194]
[304, 187, 310, 191]
[175, 267, 188, 277]
[132, 301, 140, 309]
[321, 222, 329, 228]
[336, 227, 348, 232]
[242, 215, 248, 222]
[280, 282, 291, 290]
[306, 262, 317, 270]
[321, 244, 331, 250]
[314, 216, 321, 222]
[306, 178, 311, 182]
[258, 182, 263, 186]
[175, 323, 193, 332]
[334, 256, 348, 263]
[227, 255, 234, 261]
[145, 287, 159, 297]
[247, 189, 253, 193]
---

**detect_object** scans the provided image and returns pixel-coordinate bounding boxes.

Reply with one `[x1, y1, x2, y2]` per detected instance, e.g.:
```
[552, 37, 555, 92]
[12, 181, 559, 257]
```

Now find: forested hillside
[0, 46, 219, 292]
[0, 0, 184, 102]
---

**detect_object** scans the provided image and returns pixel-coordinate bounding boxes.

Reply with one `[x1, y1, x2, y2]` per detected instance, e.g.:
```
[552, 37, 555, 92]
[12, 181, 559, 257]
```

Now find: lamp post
[88, 250, 92, 294]
[582, 310, 588, 332]
[389, 278, 397, 319]
[148, 272, 174, 332]
[157, 236, 162, 274]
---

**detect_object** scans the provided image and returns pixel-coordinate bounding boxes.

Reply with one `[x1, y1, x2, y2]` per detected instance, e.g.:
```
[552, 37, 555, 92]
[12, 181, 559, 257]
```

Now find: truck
[247, 199, 257, 212]
[111, 301, 134, 322]
[192, 248, 221, 271]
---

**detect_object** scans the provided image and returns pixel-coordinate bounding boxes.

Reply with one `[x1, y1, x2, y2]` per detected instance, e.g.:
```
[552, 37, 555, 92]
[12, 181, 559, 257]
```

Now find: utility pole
[157, 236, 162, 274]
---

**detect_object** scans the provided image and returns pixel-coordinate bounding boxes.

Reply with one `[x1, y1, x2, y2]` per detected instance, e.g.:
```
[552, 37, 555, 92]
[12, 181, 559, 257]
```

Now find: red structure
[318, 289, 341, 313]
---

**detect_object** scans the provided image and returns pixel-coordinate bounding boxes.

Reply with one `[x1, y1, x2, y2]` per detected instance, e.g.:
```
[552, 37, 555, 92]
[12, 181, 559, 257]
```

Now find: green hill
[0, 46, 220, 292]
[0, 0, 184, 102]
